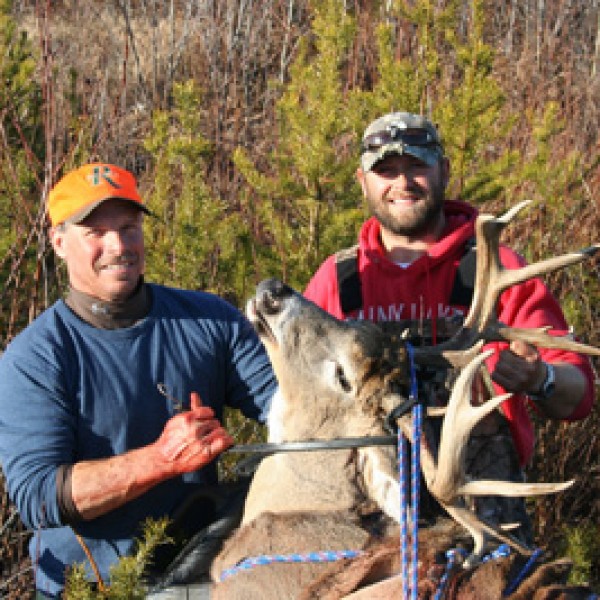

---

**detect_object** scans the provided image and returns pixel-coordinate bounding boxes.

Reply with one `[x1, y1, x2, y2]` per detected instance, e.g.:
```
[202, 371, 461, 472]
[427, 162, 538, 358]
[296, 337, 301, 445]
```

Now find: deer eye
[335, 364, 352, 393]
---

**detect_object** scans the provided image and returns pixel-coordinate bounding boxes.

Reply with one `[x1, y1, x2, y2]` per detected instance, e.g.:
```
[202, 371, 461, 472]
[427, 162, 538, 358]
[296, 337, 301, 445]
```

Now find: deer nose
[256, 278, 293, 314]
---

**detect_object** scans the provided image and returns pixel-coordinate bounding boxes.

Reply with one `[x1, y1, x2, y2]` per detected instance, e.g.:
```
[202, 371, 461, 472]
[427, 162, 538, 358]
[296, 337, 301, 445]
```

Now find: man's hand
[491, 340, 546, 394]
[71, 392, 234, 520]
[154, 391, 234, 475]
[490, 340, 587, 419]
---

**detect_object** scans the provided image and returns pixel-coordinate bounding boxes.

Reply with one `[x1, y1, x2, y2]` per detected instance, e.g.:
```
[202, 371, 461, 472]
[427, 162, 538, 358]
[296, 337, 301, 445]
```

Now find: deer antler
[395, 349, 574, 559]
[414, 201, 600, 369]
[397, 202, 599, 562]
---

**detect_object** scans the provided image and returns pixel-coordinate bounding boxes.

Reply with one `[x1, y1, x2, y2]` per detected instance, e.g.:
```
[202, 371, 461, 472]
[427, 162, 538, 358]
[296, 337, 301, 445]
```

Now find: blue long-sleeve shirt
[0, 283, 276, 595]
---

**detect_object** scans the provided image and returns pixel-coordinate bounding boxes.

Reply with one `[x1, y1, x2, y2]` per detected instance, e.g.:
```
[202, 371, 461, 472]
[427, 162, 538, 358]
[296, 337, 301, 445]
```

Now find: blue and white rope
[433, 547, 467, 600]
[502, 547, 543, 596]
[434, 545, 510, 599]
[410, 406, 422, 595]
[398, 429, 409, 598]
[398, 342, 422, 599]
[433, 543, 548, 599]
[219, 549, 365, 581]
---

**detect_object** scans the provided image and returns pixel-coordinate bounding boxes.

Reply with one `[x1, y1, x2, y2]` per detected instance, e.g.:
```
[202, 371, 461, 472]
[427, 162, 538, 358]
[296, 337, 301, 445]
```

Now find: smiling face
[51, 198, 146, 302]
[357, 153, 449, 241]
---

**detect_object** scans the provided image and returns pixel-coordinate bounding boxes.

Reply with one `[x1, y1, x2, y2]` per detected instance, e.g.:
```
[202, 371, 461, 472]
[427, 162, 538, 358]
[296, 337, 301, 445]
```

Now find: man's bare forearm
[71, 444, 170, 520]
[70, 397, 234, 521]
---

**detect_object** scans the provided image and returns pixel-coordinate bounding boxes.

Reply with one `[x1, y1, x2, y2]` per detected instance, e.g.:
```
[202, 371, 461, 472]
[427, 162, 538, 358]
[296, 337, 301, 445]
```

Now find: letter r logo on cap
[89, 165, 121, 189]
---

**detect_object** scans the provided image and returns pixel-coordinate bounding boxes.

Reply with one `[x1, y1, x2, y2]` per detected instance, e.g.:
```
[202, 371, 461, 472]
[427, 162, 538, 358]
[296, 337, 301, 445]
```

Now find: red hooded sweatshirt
[304, 200, 594, 465]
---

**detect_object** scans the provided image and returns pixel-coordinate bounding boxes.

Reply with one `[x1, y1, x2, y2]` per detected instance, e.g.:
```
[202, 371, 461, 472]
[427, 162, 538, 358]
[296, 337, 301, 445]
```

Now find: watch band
[529, 362, 556, 402]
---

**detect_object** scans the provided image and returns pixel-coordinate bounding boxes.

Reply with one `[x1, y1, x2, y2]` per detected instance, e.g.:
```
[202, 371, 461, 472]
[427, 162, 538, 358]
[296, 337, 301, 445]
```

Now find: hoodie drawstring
[425, 258, 437, 345]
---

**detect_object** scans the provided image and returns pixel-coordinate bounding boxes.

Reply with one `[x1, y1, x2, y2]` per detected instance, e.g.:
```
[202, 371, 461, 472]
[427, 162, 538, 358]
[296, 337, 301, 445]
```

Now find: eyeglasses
[360, 128, 439, 154]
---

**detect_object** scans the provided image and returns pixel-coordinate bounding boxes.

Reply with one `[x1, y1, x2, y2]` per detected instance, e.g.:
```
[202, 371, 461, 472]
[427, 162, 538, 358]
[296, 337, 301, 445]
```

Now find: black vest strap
[335, 238, 476, 315]
[335, 244, 362, 314]
[448, 237, 477, 307]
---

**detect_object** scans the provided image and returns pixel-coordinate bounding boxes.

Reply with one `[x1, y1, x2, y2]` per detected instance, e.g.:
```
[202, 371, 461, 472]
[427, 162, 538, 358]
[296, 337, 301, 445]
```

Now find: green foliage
[356, 0, 516, 204]
[142, 80, 254, 303]
[64, 567, 101, 600]
[0, 0, 46, 339]
[559, 524, 600, 586]
[435, 0, 513, 201]
[516, 103, 584, 212]
[64, 518, 172, 600]
[350, 0, 583, 215]
[0, 0, 43, 251]
[560, 267, 599, 337]
[234, 0, 363, 289]
[219, 404, 267, 480]
[0, 0, 39, 138]
[389, 0, 457, 108]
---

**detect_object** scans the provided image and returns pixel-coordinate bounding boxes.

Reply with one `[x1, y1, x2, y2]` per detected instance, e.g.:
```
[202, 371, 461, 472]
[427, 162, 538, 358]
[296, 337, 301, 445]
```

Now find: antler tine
[497, 325, 600, 356]
[465, 200, 599, 333]
[423, 347, 578, 563]
[460, 478, 574, 498]
[461, 201, 531, 332]
[496, 200, 532, 222]
[428, 350, 511, 504]
[444, 504, 534, 563]
[488, 246, 600, 310]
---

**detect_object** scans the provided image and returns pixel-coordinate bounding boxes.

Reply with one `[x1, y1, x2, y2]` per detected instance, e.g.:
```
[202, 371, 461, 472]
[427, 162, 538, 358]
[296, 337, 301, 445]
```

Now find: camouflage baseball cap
[360, 112, 444, 172]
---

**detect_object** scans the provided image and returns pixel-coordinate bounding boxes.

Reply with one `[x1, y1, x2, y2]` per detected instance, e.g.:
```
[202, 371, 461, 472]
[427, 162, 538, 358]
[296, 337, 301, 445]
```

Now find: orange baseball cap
[47, 163, 152, 226]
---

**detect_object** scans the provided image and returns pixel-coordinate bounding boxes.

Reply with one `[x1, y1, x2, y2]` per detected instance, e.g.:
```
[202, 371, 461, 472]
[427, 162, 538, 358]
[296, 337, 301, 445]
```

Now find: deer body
[211, 204, 599, 599]
[211, 309, 404, 598]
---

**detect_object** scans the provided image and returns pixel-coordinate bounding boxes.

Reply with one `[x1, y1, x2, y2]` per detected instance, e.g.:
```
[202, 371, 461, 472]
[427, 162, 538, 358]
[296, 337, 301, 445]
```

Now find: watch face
[540, 363, 555, 398]
[531, 363, 555, 401]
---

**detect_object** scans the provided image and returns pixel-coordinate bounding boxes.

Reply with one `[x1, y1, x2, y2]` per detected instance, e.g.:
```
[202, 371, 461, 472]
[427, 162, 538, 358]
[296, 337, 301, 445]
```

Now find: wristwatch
[529, 362, 556, 402]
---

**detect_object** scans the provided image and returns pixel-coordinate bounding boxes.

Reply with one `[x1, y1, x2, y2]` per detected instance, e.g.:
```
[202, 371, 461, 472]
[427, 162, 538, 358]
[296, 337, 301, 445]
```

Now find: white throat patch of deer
[211, 203, 599, 600]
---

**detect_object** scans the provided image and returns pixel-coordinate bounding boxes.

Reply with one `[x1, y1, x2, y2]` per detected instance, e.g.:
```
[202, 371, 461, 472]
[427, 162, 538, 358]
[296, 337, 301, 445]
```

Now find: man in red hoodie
[304, 111, 595, 539]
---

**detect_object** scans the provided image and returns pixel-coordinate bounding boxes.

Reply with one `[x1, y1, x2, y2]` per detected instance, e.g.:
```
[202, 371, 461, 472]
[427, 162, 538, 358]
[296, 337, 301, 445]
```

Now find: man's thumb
[190, 391, 203, 411]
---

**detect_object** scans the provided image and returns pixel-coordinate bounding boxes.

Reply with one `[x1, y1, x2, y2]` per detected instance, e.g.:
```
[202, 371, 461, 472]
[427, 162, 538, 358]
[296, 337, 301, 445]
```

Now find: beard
[366, 177, 445, 238]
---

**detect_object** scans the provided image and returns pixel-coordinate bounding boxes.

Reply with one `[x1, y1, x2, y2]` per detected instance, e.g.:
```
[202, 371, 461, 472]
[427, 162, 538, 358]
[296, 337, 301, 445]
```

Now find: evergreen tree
[349, 0, 516, 204]
[0, 0, 45, 342]
[233, 0, 364, 289]
[143, 80, 255, 304]
[232, 0, 525, 289]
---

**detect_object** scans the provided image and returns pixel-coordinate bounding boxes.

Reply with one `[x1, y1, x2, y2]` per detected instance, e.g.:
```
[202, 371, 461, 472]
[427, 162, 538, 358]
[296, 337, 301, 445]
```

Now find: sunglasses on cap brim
[360, 129, 440, 154]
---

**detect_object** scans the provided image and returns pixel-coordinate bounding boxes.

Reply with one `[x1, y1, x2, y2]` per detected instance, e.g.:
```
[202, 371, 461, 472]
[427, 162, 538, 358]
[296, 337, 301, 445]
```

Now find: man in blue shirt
[0, 163, 276, 597]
